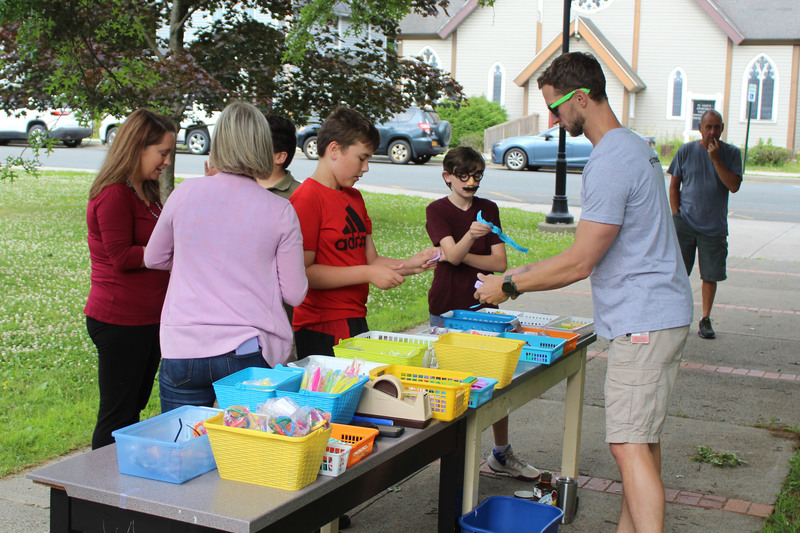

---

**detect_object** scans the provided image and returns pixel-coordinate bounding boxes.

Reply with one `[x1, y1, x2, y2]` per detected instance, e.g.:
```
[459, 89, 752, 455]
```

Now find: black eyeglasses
[453, 171, 484, 182]
[549, 88, 590, 118]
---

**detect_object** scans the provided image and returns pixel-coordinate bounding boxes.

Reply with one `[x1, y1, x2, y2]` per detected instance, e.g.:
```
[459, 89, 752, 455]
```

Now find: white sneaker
[487, 446, 540, 481]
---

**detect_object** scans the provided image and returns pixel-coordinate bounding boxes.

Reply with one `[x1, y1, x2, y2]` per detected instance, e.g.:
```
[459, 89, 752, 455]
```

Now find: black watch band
[502, 274, 521, 297]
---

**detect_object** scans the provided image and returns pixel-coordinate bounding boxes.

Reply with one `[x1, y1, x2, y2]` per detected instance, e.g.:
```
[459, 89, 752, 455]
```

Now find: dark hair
[266, 114, 297, 170]
[537, 52, 608, 103]
[443, 146, 486, 176]
[316, 107, 380, 157]
[89, 109, 176, 203]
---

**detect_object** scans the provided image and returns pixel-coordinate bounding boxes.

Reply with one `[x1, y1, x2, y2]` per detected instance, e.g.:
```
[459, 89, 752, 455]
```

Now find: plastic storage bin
[441, 310, 521, 333]
[355, 330, 438, 368]
[520, 327, 581, 354]
[544, 316, 594, 337]
[275, 375, 370, 424]
[319, 441, 351, 477]
[204, 412, 332, 490]
[477, 309, 560, 328]
[369, 365, 473, 421]
[433, 332, 526, 388]
[460, 496, 563, 533]
[468, 377, 498, 408]
[213, 367, 304, 411]
[112, 405, 219, 484]
[497, 332, 568, 365]
[334, 337, 427, 367]
[287, 355, 386, 375]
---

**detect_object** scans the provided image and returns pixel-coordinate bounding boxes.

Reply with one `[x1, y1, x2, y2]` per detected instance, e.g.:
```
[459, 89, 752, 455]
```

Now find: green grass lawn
[0, 172, 573, 476]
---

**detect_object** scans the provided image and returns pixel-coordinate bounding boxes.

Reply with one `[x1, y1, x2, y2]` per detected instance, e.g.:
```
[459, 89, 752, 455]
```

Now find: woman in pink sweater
[145, 102, 307, 412]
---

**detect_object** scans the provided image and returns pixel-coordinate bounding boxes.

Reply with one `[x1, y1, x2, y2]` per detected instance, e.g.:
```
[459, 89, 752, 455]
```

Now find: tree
[0, 0, 480, 191]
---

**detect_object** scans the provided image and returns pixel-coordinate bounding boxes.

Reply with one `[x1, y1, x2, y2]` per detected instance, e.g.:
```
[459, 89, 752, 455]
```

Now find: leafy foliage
[437, 96, 508, 148]
[691, 445, 745, 468]
[747, 138, 793, 167]
[0, 0, 481, 184]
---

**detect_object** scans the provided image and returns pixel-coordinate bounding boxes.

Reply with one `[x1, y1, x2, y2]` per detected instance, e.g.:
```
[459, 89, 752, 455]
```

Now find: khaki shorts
[605, 326, 689, 444]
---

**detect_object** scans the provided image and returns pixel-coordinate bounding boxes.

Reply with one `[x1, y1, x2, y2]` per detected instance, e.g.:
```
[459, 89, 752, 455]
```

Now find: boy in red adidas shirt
[290, 107, 438, 357]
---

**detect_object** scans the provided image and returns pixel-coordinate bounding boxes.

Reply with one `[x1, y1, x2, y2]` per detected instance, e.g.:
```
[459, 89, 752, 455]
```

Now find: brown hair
[89, 109, 176, 203]
[443, 146, 486, 176]
[537, 52, 608, 103]
[316, 107, 380, 158]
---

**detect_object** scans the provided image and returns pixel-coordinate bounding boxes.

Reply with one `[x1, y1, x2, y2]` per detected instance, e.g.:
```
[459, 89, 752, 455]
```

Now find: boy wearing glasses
[425, 146, 540, 481]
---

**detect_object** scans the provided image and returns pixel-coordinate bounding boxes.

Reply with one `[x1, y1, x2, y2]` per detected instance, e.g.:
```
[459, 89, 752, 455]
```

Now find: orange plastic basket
[433, 332, 525, 389]
[203, 413, 332, 490]
[330, 423, 379, 467]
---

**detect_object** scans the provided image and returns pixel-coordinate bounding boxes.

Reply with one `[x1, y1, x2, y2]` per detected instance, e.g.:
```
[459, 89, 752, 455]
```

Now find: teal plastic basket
[213, 367, 303, 411]
[497, 332, 567, 365]
[468, 377, 498, 408]
[275, 375, 369, 424]
[441, 309, 519, 333]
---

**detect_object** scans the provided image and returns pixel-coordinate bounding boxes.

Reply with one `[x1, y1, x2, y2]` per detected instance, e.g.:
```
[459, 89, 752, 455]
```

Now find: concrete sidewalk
[3, 198, 799, 532]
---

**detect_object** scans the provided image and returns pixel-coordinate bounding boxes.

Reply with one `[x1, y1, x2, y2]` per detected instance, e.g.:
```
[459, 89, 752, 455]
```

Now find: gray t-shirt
[667, 140, 742, 237]
[581, 128, 693, 340]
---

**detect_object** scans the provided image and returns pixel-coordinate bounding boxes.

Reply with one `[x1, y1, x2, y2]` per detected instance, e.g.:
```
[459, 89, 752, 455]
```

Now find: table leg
[560, 349, 586, 478]
[320, 517, 339, 533]
[462, 412, 482, 514]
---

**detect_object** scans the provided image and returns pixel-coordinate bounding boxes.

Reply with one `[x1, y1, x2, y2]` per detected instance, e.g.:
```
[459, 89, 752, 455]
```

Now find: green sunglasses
[549, 88, 590, 117]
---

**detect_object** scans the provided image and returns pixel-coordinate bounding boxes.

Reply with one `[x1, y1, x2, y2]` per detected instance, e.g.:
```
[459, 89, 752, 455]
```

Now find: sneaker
[698, 317, 716, 339]
[487, 447, 540, 481]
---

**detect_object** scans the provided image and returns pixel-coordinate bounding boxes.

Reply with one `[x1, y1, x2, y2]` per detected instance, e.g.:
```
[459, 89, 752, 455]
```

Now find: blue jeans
[159, 350, 268, 413]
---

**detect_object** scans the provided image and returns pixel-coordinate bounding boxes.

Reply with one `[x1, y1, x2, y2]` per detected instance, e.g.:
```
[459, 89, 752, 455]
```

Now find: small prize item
[301, 358, 364, 393]
[223, 406, 252, 429]
[254, 397, 332, 437]
[476, 210, 529, 253]
[427, 250, 442, 263]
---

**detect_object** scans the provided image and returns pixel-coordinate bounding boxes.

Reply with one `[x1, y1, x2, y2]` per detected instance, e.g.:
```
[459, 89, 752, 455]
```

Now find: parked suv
[0, 108, 93, 147]
[296, 107, 451, 164]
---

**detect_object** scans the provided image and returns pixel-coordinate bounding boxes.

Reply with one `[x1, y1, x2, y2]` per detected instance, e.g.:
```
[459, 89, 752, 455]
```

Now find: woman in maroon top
[84, 109, 176, 449]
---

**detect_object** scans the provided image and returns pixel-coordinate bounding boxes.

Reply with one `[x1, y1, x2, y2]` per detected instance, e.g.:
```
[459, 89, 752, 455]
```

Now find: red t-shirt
[426, 196, 503, 316]
[290, 179, 373, 328]
[84, 183, 170, 325]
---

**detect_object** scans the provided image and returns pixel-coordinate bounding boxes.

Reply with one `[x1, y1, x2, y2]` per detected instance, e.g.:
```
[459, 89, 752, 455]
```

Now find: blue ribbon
[476, 210, 529, 253]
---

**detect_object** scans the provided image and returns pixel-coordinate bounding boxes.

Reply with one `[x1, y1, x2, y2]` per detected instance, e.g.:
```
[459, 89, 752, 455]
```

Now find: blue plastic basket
[460, 496, 563, 533]
[468, 377, 498, 408]
[213, 367, 304, 411]
[441, 310, 520, 333]
[497, 332, 567, 365]
[112, 405, 219, 484]
[275, 375, 369, 424]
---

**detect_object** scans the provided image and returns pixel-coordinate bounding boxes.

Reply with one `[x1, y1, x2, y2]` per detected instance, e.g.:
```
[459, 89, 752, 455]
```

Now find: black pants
[86, 317, 161, 449]
[294, 317, 368, 359]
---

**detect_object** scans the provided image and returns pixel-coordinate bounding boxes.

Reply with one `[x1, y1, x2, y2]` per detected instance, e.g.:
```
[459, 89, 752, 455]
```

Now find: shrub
[459, 131, 484, 152]
[437, 96, 508, 149]
[746, 138, 792, 167]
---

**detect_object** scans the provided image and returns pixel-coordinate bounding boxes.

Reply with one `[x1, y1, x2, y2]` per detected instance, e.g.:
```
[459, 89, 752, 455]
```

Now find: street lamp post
[545, 0, 575, 225]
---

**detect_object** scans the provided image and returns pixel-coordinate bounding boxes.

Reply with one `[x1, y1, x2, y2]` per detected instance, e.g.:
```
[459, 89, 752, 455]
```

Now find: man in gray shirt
[668, 110, 742, 339]
[476, 52, 692, 532]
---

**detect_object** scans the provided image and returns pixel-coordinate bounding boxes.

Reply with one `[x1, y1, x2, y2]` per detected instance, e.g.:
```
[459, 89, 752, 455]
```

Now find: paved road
[2, 141, 799, 223]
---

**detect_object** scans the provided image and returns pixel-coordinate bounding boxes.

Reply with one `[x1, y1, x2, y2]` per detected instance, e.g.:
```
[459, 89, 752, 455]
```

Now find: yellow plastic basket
[334, 337, 427, 367]
[433, 332, 525, 389]
[203, 413, 332, 490]
[369, 365, 473, 421]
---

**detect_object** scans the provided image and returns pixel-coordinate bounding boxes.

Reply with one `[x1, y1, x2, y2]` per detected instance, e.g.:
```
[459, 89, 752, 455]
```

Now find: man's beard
[565, 114, 585, 137]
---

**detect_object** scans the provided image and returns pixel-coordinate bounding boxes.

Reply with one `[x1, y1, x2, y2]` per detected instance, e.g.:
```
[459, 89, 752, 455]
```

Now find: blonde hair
[89, 109, 176, 203]
[209, 101, 273, 180]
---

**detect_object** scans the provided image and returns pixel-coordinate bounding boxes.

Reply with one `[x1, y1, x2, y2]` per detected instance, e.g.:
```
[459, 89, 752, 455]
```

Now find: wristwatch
[502, 274, 521, 299]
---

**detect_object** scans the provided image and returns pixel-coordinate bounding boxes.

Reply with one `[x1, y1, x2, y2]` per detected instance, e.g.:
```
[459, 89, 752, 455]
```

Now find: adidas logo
[335, 206, 368, 251]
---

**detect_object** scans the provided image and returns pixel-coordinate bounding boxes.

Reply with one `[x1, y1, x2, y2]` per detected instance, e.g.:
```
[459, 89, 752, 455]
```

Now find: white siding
[452, 0, 539, 120]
